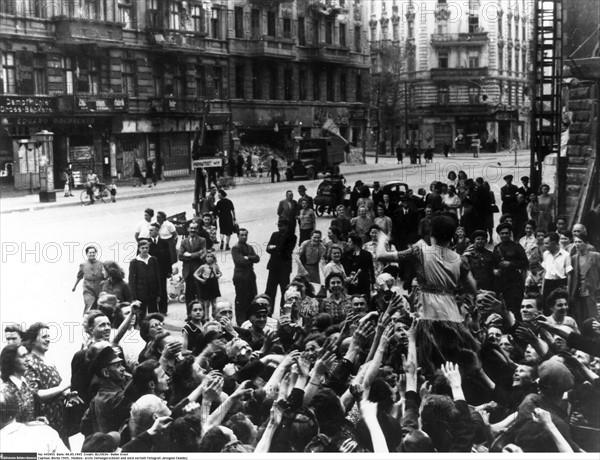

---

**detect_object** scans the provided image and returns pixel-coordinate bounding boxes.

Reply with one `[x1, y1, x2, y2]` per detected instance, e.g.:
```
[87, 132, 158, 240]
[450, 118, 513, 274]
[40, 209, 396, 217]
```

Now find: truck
[285, 136, 347, 181]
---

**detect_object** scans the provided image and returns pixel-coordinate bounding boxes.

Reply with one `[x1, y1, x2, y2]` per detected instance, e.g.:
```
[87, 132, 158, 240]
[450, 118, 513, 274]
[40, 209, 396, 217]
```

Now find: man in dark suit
[501, 174, 519, 215]
[277, 190, 298, 233]
[372, 181, 383, 208]
[342, 233, 375, 300]
[518, 176, 532, 201]
[265, 218, 297, 308]
[148, 223, 173, 315]
[393, 196, 419, 250]
[178, 222, 207, 315]
[232, 228, 261, 325]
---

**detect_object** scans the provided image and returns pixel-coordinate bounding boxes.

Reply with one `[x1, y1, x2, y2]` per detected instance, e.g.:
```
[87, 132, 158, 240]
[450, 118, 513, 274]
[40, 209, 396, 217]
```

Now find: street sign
[192, 157, 223, 169]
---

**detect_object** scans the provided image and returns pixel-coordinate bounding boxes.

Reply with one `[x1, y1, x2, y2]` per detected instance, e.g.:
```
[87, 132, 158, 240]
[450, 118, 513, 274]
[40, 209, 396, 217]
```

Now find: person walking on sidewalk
[270, 157, 280, 183]
[395, 144, 403, 165]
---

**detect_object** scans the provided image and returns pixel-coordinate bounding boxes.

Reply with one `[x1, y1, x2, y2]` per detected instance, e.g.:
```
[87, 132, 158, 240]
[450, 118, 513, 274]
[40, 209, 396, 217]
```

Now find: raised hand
[440, 362, 462, 389]
[314, 350, 336, 375]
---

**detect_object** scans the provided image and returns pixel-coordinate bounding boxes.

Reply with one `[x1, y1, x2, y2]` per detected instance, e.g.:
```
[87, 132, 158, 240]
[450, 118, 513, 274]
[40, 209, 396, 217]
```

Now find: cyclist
[85, 169, 100, 204]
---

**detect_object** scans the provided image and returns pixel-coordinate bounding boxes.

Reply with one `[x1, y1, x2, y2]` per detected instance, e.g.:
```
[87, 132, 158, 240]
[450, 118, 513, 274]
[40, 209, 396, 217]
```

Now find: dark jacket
[232, 242, 260, 282]
[393, 206, 419, 248]
[342, 249, 375, 296]
[266, 230, 297, 273]
[149, 237, 172, 278]
[178, 235, 206, 279]
[128, 256, 161, 301]
[80, 379, 131, 436]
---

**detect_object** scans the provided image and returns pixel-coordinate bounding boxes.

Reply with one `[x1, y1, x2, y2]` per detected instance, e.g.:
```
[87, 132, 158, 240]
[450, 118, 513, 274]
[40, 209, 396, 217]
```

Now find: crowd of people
[2, 170, 600, 454]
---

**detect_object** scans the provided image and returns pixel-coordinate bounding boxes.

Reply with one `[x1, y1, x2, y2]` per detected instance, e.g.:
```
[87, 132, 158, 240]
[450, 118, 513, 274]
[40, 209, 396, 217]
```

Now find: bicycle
[80, 183, 111, 205]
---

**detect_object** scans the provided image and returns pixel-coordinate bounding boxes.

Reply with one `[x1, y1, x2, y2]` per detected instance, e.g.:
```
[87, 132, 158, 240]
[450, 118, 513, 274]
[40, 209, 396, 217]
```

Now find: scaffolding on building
[530, 0, 563, 195]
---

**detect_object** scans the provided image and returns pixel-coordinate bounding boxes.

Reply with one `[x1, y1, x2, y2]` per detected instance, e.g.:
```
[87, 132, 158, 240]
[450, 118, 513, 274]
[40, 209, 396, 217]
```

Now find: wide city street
[0, 150, 533, 378]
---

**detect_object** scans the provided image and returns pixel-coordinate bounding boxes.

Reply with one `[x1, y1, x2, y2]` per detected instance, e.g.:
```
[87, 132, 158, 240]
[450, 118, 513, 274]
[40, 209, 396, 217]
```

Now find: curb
[0, 163, 403, 215]
[0, 152, 526, 215]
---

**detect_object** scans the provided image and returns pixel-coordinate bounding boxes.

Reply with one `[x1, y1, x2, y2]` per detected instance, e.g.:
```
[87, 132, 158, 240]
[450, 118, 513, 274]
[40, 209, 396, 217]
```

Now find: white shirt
[135, 219, 153, 239]
[136, 254, 150, 265]
[0, 421, 69, 453]
[542, 249, 573, 279]
[159, 220, 177, 239]
[519, 234, 538, 262]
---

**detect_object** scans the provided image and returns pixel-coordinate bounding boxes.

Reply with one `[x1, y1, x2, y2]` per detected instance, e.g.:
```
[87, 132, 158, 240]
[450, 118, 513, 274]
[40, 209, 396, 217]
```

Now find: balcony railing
[56, 94, 128, 113]
[148, 97, 205, 113]
[151, 31, 206, 49]
[229, 37, 295, 59]
[299, 44, 351, 63]
[430, 67, 489, 80]
[431, 32, 489, 47]
[53, 17, 124, 43]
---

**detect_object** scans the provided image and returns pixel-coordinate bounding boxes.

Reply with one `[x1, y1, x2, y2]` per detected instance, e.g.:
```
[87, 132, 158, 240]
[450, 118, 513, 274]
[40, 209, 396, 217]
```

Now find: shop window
[212, 66, 222, 99]
[118, 0, 133, 28]
[269, 68, 278, 100]
[437, 86, 449, 105]
[267, 11, 276, 37]
[354, 25, 361, 51]
[339, 23, 346, 47]
[234, 7, 244, 38]
[313, 70, 320, 101]
[195, 65, 205, 99]
[192, 4, 204, 33]
[251, 9, 260, 38]
[438, 50, 448, 68]
[325, 18, 334, 45]
[283, 18, 292, 39]
[169, 2, 180, 29]
[340, 73, 347, 101]
[122, 60, 136, 96]
[211, 8, 221, 39]
[235, 64, 245, 99]
[298, 16, 306, 45]
[299, 69, 307, 100]
[284, 68, 292, 100]
[33, 54, 46, 94]
[2, 52, 16, 94]
[252, 65, 261, 99]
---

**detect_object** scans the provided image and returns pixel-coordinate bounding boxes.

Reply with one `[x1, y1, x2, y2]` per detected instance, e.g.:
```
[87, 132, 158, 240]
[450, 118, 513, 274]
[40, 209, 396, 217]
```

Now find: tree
[371, 43, 403, 162]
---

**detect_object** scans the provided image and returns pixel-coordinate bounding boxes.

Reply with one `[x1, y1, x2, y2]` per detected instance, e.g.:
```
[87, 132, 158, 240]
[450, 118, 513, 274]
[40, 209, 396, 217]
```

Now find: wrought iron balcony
[299, 44, 351, 63]
[57, 94, 128, 113]
[148, 97, 205, 113]
[431, 32, 489, 47]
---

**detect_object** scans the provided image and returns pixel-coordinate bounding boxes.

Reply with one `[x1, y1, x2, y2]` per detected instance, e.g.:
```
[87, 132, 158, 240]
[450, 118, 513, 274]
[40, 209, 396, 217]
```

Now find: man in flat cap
[501, 174, 519, 215]
[493, 222, 529, 319]
[297, 184, 314, 209]
[80, 346, 132, 436]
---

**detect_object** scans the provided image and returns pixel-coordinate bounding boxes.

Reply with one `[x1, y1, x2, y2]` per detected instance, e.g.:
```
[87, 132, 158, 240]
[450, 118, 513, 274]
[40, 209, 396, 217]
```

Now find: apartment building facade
[368, 0, 533, 153]
[0, 0, 370, 188]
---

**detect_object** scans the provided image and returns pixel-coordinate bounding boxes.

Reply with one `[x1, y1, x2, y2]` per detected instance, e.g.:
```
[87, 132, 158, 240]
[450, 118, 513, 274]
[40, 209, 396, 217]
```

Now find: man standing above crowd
[265, 219, 297, 309]
[297, 185, 313, 209]
[232, 228, 260, 325]
[541, 232, 572, 310]
[277, 190, 298, 234]
[149, 223, 173, 316]
[493, 223, 528, 319]
[134, 208, 154, 242]
[178, 222, 207, 314]
[464, 230, 495, 291]
[500, 175, 519, 215]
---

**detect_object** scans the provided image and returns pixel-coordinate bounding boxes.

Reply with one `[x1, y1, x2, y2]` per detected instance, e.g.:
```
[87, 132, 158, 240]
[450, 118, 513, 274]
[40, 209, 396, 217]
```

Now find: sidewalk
[0, 149, 529, 214]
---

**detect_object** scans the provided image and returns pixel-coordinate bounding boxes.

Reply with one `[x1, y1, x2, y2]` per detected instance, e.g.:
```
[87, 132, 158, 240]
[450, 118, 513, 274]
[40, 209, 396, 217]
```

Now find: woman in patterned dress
[23, 323, 80, 441]
[0, 344, 36, 423]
